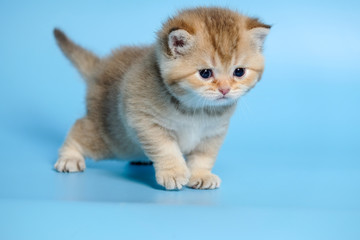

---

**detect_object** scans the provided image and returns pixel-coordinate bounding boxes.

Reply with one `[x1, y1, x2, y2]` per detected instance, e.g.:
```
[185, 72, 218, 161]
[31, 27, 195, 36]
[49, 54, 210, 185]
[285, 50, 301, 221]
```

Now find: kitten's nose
[219, 88, 230, 96]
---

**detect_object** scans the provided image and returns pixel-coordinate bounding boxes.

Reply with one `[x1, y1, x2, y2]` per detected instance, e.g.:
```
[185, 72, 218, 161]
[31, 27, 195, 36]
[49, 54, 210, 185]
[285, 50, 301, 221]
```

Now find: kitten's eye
[199, 69, 213, 79]
[234, 68, 246, 78]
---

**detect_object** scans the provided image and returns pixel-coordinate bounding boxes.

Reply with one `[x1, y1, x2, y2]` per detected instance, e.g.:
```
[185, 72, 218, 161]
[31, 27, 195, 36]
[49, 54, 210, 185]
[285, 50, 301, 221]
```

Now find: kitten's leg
[137, 124, 190, 190]
[55, 133, 85, 172]
[186, 133, 226, 189]
[55, 118, 109, 172]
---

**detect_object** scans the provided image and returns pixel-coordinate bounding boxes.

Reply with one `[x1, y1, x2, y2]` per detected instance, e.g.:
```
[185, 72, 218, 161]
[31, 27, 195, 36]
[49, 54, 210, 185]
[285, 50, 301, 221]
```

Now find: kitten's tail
[53, 28, 100, 82]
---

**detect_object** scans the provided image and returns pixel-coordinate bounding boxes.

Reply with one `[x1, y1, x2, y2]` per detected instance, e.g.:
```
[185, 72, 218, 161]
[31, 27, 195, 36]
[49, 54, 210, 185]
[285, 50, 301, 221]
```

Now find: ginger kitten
[54, 7, 270, 190]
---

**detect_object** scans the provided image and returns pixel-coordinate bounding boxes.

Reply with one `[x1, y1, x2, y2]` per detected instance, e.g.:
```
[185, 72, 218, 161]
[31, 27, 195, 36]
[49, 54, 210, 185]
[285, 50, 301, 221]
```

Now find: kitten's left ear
[249, 26, 271, 51]
[168, 29, 194, 57]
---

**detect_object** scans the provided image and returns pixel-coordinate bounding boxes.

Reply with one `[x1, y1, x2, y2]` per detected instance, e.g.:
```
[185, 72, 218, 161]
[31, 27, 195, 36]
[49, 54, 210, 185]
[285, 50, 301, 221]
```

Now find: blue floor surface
[1, 0, 359, 239]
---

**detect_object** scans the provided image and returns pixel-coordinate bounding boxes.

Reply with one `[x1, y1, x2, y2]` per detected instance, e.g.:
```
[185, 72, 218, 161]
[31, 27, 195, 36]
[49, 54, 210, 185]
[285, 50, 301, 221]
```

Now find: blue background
[1, 0, 359, 239]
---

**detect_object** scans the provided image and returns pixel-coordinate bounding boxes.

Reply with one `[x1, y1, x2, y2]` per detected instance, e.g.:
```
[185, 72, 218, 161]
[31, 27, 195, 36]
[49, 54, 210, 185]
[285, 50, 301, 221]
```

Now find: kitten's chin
[201, 93, 240, 106]
[209, 97, 238, 107]
[176, 94, 236, 110]
[197, 95, 238, 107]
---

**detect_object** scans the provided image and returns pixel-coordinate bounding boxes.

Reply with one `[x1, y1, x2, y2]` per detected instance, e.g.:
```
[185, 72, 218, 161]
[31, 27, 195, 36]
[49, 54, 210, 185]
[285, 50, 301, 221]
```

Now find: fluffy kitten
[54, 7, 270, 190]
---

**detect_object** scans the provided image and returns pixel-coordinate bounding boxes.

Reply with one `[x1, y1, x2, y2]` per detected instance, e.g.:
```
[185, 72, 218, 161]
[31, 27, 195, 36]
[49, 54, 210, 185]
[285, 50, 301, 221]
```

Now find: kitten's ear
[168, 29, 194, 57]
[249, 27, 270, 51]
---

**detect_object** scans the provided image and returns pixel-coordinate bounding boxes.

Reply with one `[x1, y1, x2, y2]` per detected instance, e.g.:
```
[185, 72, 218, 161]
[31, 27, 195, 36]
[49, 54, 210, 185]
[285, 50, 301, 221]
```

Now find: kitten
[53, 7, 270, 190]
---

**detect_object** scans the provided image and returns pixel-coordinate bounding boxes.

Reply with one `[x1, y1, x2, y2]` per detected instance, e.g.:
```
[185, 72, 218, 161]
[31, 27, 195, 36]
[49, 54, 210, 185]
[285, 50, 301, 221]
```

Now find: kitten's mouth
[217, 96, 228, 100]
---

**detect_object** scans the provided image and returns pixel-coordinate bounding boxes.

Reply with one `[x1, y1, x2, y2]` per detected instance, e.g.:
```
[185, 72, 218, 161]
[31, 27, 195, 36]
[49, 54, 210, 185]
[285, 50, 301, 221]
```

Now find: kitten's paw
[54, 157, 85, 172]
[156, 165, 190, 190]
[187, 171, 221, 189]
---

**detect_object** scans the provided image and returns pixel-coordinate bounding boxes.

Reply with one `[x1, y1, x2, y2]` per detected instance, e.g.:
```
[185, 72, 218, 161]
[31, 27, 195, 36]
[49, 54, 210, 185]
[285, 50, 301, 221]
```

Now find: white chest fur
[175, 121, 204, 154]
[165, 113, 229, 155]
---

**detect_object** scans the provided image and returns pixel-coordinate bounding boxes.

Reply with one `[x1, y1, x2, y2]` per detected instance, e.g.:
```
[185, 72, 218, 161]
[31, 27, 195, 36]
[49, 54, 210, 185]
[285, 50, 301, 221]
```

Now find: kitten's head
[156, 7, 270, 109]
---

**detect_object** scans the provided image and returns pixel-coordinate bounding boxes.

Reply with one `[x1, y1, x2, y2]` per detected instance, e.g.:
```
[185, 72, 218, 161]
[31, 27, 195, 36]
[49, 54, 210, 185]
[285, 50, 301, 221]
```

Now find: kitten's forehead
[158, 8, 269, 65]
[209, 52, 246, 70]
[201, 12, 243, 63]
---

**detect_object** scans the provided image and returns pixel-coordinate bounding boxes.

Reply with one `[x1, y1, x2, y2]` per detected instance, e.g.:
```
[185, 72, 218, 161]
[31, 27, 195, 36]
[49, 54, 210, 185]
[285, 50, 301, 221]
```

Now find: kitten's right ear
[168, 29, 194, 57]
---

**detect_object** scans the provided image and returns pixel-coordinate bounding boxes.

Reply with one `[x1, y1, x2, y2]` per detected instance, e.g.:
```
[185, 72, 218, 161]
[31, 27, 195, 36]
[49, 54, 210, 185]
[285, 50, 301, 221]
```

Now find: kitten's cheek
[230, 92, 243, 100]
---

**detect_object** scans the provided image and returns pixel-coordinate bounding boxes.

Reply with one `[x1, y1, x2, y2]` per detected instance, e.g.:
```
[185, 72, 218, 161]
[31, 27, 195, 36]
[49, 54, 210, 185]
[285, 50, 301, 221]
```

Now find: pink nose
[219, 88, 230, 96]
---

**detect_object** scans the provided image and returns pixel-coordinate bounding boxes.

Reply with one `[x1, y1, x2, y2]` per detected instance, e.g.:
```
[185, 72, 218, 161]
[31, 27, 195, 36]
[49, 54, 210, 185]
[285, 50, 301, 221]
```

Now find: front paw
[187, 171, 221, 189]
[54, 156, 85, 172]
[155, 165, 190, 190]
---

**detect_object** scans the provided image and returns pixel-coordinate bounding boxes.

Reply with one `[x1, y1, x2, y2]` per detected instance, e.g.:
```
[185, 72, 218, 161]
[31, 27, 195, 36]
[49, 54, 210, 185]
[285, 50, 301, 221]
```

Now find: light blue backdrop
[0, 0, 359, 239]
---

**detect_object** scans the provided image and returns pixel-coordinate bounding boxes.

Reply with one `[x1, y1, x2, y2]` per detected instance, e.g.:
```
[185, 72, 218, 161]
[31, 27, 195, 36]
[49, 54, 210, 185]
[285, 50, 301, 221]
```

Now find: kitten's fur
[54, 7, 270, 190]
